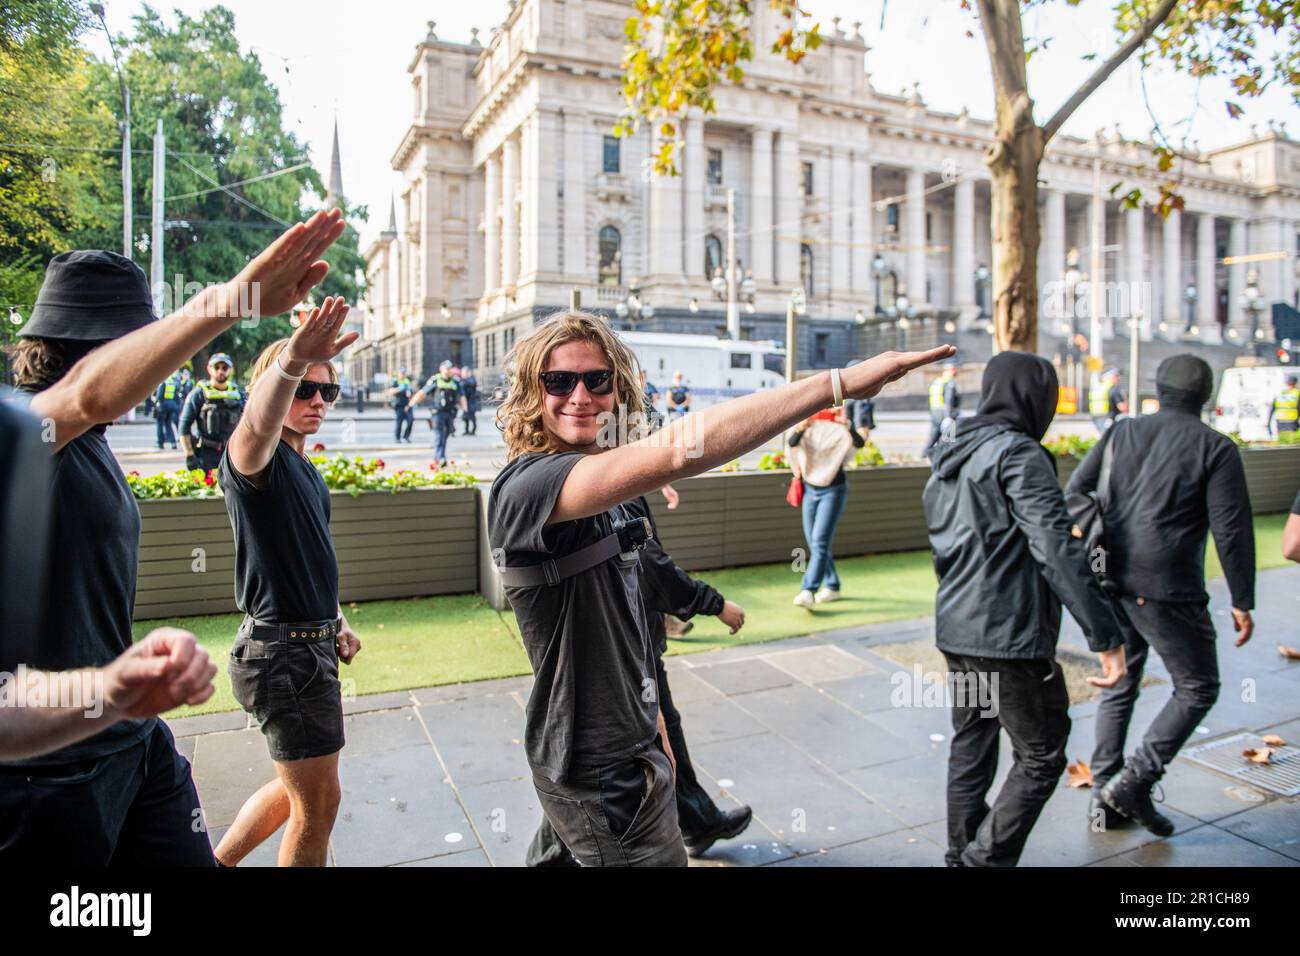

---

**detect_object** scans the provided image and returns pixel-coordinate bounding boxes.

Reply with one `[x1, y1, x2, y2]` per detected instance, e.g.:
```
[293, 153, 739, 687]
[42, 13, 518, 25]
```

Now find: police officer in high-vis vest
[1268, 374, 1299, 436]
[410, 360, 466, 465]
[180, 352, 244, 472]
[154, 370, 182, 449]
[923, 361, 960, 458]
[1089, 367, 1127, 434]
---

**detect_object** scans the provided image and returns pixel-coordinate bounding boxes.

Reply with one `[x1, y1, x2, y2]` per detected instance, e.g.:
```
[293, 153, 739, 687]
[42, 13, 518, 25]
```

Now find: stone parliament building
[347, 0, 1300, 390]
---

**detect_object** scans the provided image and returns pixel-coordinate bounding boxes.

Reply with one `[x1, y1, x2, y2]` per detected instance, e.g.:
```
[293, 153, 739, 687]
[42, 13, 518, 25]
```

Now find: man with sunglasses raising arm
[213, 300, 362, 867]
[489, 310, 953, 866]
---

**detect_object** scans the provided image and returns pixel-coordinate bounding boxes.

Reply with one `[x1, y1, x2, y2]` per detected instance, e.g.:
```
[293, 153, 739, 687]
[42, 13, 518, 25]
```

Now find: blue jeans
[800, 479, 847, 592]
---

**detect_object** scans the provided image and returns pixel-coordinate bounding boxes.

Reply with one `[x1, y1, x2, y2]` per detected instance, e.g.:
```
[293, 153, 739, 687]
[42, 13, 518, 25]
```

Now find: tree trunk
[986, 94, 1042, 353]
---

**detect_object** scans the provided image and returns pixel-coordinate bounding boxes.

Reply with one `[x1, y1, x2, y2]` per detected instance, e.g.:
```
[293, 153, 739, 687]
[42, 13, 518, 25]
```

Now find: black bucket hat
[18, 250, 158, 342]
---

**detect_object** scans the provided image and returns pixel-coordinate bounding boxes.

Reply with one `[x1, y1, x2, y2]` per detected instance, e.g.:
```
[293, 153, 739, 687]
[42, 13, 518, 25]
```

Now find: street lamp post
[974, 264, 991, 319]
[786, 286, 806, 383]
[871, 254, 887, 315]
[1064, 249, 1082, 397]
[1183, 284, 1197, 335]
[1242, 270, 1266, 357]
[615, 278, 654, 324]
[895, 289, 914, 351]
[92, 2, 131, 259]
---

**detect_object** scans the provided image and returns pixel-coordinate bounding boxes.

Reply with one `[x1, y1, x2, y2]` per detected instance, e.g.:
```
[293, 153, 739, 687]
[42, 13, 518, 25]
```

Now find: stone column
[952, 176, 975, 312]
[648, 130, 683, 278]
[1126, 204, 1148, 339]
[422, 156, 444, 313]
[562, 110, 587, 281]
[1196, 213, 1218, 342]
[1162, 206, 1182, 334]
[750, 126, 774, 283]
[483, 151, 500, 293]
[501, 135, 519, 288]
[850, 150, 871, 299]
[1043, 188, 1066, 328]
[775, 129, 801, 287]
[683, 113, 705, 280]
[905, 167, 926, 301]
[528, 110, 560, 277]
[830, 146, 852, 297]
[1228, 217, 1246, 335]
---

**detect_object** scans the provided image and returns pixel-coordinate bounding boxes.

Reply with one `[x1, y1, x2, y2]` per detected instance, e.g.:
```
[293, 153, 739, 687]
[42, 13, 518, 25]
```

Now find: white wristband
[830, 368, 844, 407]
[272, 352, 306, 383]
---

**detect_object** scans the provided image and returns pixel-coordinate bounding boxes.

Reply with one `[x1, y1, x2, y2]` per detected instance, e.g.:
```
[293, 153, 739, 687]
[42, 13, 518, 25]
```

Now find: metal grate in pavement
[1181, 732, 1300, 797]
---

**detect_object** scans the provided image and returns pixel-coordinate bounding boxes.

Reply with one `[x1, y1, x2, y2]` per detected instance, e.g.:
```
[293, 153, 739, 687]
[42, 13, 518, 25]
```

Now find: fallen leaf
[1260, 734, 1287, 747]
[1243, 748, 1275, 765]
[1279, 644, 1300, 661]
[1066, 759, 1094, 788]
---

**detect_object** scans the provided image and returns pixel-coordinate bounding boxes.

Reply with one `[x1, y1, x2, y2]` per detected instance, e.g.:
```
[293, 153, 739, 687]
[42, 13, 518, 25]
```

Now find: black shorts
[229, 618, 346, 763]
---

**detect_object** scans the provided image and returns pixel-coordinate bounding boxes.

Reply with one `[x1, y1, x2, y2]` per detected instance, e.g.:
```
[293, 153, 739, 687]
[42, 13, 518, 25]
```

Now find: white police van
[1213, 365, 1295, 442]
[619, 331, 787, 410]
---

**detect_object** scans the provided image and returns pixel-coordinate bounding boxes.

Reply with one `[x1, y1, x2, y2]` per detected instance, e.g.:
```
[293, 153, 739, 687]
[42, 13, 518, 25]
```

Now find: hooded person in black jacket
[923, 352, 1127, 867]
[1068, 354, 1255, 837]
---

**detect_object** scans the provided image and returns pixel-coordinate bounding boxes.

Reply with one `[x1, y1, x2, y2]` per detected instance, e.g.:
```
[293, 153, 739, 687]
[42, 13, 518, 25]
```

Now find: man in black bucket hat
[1068, 354, 1256, 838]
[0, 209, 347, 865]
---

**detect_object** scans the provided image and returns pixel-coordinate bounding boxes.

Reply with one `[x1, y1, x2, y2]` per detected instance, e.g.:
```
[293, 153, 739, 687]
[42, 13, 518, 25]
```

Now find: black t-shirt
[0, 398, 51, 671]
[488, 451, 658, 782]
[2, 422, 153, 766]
[219, 441, 339, 623]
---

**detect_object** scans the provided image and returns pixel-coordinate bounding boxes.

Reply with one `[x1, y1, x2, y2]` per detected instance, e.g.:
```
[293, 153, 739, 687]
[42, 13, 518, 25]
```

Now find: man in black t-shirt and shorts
[489, 310, 952, 866]
[0, 210, 348, 864]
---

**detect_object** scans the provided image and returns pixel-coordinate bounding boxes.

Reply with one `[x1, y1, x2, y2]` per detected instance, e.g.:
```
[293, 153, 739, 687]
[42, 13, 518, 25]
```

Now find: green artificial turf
[137, 515, 1293, 717]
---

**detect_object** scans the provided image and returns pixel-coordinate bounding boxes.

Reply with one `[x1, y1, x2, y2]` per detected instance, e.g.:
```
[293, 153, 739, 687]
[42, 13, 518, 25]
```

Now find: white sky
[83, 0, 1298, 250]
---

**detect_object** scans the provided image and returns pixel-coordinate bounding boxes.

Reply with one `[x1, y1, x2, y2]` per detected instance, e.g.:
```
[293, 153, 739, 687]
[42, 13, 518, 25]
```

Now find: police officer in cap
[1267, 373, 1299, 436]
[923, 361, 960, 458]
[410, 359, 466, 465]
[180, 351, 245, 473]
[1089, 367, 1127, 433]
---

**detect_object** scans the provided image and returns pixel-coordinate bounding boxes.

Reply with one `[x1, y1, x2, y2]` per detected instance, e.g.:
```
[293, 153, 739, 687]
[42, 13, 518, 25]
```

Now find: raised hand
[842, 345, 957, 401]
[229, 208, 348, 319]
[285, 296, 357, 366]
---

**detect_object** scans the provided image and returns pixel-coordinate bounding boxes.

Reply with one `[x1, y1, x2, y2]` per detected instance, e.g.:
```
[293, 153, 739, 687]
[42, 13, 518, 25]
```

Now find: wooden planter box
[1239, 445, 1300, 514]
[478, 461, 1091, 609]
[134, 487, 479, 621]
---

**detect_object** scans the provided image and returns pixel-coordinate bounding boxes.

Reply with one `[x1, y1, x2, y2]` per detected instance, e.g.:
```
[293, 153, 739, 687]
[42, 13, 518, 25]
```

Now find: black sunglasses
[294, 380, 341, 403]
[540, 369, 615, 397]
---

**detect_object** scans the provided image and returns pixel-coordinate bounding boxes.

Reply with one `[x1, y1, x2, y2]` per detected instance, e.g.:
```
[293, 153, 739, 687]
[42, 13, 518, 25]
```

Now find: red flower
[129, 470, 141, 477]
[428, 463, 437, 471]
[312, 442, 326, 452]
[204, 471, 215, 486]
[376, 458, 385, 469]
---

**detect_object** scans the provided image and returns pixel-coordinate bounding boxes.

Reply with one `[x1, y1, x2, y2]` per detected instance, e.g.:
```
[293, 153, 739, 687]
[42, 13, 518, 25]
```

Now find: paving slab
[191, 728, 277, 830]
[770, 828, 943, 867]
[1111, 822, 1299, 867]
[1213, 798, 1300, 862]
[332, 745, 476, 866]
[688, 658, 796, 696]
[417, 693, 529, 787]
[341, 708, 431, 757]
[455, 776, 547, 868]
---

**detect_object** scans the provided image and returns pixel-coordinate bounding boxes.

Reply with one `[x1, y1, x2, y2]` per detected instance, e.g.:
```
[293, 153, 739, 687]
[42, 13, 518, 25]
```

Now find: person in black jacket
[1067, 354, 1255, 837]
[525, 489, 750, 865]
[923, 351, 1127, 867]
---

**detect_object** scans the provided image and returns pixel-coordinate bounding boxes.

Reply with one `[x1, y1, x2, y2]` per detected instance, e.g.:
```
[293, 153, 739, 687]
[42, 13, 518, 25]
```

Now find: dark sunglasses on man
[540, 369, 614, 397]
[294, 380, 341, 403]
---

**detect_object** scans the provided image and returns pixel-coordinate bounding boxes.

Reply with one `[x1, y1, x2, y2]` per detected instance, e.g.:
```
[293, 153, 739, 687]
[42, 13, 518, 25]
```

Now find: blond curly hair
[497, 310, 644, 460]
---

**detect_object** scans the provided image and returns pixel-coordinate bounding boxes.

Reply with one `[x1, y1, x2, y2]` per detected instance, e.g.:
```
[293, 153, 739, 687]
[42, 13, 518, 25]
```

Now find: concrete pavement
[171, 565, 1300, 867]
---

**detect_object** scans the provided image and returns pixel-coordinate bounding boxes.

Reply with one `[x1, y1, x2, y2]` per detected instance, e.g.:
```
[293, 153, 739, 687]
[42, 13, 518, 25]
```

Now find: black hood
[970, 351, 1058, 441]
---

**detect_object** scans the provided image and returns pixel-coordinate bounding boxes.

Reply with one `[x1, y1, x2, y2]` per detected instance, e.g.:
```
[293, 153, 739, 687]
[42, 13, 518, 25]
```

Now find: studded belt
[242, 616, 341, 643]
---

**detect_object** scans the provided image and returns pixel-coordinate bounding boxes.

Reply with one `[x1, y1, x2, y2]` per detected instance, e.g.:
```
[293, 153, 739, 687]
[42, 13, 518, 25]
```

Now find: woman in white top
[788, 407, 865, 608]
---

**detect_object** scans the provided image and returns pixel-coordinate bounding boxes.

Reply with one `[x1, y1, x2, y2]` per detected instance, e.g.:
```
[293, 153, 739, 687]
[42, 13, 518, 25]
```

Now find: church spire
[325, 118, 344, 209]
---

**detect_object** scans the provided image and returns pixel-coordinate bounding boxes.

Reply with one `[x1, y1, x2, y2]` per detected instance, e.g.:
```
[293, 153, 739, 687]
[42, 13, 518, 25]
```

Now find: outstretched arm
[550, 346, 954, 525]
[227, 297, 354, 483]
[31, 209, 346, 452]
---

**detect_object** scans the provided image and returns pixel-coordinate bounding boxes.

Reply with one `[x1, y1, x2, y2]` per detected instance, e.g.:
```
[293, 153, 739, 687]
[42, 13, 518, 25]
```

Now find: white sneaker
[793, 589, 816, 609]
[814, 587, 841, 604]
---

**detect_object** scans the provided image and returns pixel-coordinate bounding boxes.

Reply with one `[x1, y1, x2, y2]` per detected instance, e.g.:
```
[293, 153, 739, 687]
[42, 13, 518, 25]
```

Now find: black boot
[1087, 793, 1127, 831]
[683, 806, 753, 858]
[1100, 767, 1174, 837]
